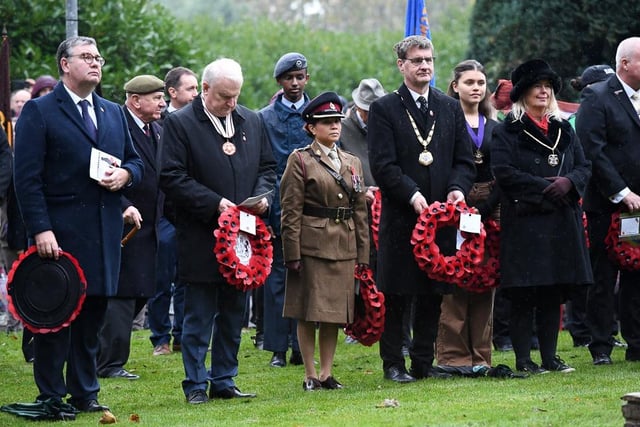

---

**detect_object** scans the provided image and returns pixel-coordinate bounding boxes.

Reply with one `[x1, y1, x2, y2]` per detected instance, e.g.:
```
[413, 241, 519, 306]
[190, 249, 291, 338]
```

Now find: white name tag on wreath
[459, 213, 482, 234]
[239, 211, 257, 236]
[620, 212, 640, 240]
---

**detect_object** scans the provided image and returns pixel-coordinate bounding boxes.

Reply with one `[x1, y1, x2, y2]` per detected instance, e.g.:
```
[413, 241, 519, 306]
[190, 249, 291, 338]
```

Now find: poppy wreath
[411, 200, 486, 285]
[604, 211, 640, 271]
[344, 265, 385, 346]
[370, 188, 381, 249]
[458, 218, 500, 293]
[213, 206, 273, 291]
[7, 246, 87, 334]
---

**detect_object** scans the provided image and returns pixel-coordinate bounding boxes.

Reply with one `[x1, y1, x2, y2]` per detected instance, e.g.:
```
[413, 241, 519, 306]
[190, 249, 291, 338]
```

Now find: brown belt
[303, 205, 353, 221]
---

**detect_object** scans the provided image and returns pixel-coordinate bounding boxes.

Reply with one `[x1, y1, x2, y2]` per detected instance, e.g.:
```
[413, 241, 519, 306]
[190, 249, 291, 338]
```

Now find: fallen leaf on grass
[98, 410, 117, 424]
[129, 413, 140, 422]
[376, 399, 400, 408]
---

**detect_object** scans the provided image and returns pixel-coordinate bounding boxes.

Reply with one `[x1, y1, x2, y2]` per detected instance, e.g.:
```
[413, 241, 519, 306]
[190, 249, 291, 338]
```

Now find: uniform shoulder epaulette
[293, 144, 312, 153]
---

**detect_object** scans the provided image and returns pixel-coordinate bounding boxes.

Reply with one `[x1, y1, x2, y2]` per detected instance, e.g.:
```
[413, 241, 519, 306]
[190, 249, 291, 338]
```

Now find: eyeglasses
[68, 53, 106, 66]
[405, 56, 435, 66]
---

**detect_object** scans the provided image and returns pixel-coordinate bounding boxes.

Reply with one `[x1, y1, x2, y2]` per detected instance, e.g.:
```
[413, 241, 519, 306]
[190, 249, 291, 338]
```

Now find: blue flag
[404, 0, 435, 87]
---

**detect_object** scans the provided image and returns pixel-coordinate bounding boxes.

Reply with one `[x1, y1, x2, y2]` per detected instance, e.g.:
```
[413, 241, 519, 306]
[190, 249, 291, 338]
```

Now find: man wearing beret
[97, 75, 166, 380]
[577, 36, 640, 366]
[257, 52, 311, 368]
[160, 58, 276, 404]
[368, 35, 475, 383]
[14, 36, 143, 412]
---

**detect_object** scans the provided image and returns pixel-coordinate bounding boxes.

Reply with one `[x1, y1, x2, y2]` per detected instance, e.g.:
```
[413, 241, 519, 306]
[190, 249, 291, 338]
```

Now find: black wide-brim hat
[509, 59, 562, 103]
[7, 246, 87, 334]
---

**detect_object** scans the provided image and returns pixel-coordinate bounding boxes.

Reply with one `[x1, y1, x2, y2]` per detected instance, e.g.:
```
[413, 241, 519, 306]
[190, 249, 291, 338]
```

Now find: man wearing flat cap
[97, 74, 166, 380]
[257, 52, 311, 368]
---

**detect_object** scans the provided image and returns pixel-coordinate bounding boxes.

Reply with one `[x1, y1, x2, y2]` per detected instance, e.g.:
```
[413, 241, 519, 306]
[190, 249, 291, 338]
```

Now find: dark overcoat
[576, 76, 640, 214]
[14, 82, 144, 296]
[491, 114, 593, 288]
[160, 95, 276, 284]
[116, 108, 164, 298]
[368, 83, 475, 295]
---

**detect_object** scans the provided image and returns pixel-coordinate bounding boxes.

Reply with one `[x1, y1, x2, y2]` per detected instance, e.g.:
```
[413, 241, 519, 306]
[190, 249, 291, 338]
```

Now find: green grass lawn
[0, 327, 635, 426]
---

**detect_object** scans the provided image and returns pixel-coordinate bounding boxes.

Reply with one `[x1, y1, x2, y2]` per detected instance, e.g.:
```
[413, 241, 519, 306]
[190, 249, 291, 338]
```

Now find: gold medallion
[222, 141, 236, 156]
[474, 150, 484, 164]
[419, 150, 433, 166]
[548, 153, 559, 167]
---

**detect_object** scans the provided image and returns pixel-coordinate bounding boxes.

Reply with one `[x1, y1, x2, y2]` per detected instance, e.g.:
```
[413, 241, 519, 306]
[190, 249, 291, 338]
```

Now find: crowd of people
[1, 33, 640, 415]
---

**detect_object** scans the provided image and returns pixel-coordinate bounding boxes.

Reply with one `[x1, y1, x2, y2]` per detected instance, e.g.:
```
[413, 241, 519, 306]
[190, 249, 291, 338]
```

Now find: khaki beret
[123, 75, 165, 94]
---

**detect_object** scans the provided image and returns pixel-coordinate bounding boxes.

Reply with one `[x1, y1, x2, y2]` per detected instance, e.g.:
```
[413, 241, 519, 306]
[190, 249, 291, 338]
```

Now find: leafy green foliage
[1, 0, 471, 109]
[468, 0, 640, 100]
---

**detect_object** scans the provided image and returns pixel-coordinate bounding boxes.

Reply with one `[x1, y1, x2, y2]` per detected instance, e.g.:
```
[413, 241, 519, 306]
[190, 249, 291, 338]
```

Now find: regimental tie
[78, 99, 97, 140]
[328, 148, 341, 171]
[631, 93, 640, 116]
[143, 123, 150, 137]
[417, 96, 428, 115]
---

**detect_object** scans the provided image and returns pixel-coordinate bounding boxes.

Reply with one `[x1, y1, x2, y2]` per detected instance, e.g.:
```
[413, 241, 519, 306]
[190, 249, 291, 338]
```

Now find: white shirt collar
[126, 106, 146, 131]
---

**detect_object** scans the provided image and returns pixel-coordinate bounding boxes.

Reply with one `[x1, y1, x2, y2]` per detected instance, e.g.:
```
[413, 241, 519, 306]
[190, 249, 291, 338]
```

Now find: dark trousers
[97, 297, 146, 375]
[263, 236, 298, 353]
[33, 296, 107, 402]
[585, 212, 618, 357]
[147, 217, 183, 347]
[508, 287, 561, 367]
[181, 281, 247, 396]
[565, 286, 591, 344]
[492, 288, 512, 347]
[379, 292, 441, 372]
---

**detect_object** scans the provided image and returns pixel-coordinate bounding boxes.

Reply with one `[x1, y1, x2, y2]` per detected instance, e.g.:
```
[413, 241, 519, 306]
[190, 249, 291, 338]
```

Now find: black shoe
[493, 339, 513, 352]
[424, 366, 453, 379]
[320, 376, 343, 389]
[593, 353, 612, 365]
[494, 342, 513, 352]
[209, 386, 256, 399]
[289, 351, 303, 366]
[270, 352, 286, 367]
[70, 399, 109, 412]
[383, 366, 416, 383]
[302, 377, 322, 391]
[516, 360, 548, 375]
[410, 364, 453, 379]
[99, 368, 139, 380]
[572, 338, 591, 348]
[612, 337, 628, 348]
[186, 389, 208, 405]
[542, 355, 575, 373]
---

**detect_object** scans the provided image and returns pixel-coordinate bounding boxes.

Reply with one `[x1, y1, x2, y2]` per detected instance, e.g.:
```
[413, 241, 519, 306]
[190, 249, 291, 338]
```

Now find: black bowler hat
[301, 91, 345, 123]
[509, 59, 562, 103]
[7, 246, 87, 334]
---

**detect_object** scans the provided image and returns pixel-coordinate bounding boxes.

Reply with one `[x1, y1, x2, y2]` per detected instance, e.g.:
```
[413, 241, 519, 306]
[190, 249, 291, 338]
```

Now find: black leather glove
[285, 260, 302, 272]
[543, 176, 573, 201]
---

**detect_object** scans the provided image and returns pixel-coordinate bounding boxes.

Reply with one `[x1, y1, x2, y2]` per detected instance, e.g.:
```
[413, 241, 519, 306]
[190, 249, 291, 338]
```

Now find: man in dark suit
[576, 36, 640, 366]
[13, 36, 143, 411]
[368, 35, 475, 383]
[97, 75, 166, 380]
[160, 58, 276, 405]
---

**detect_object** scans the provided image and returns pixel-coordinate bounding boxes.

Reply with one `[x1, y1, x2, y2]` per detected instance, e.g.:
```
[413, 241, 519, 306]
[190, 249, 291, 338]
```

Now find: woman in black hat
[280, 91, 370, 390]
[491, 59, 593, 374]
